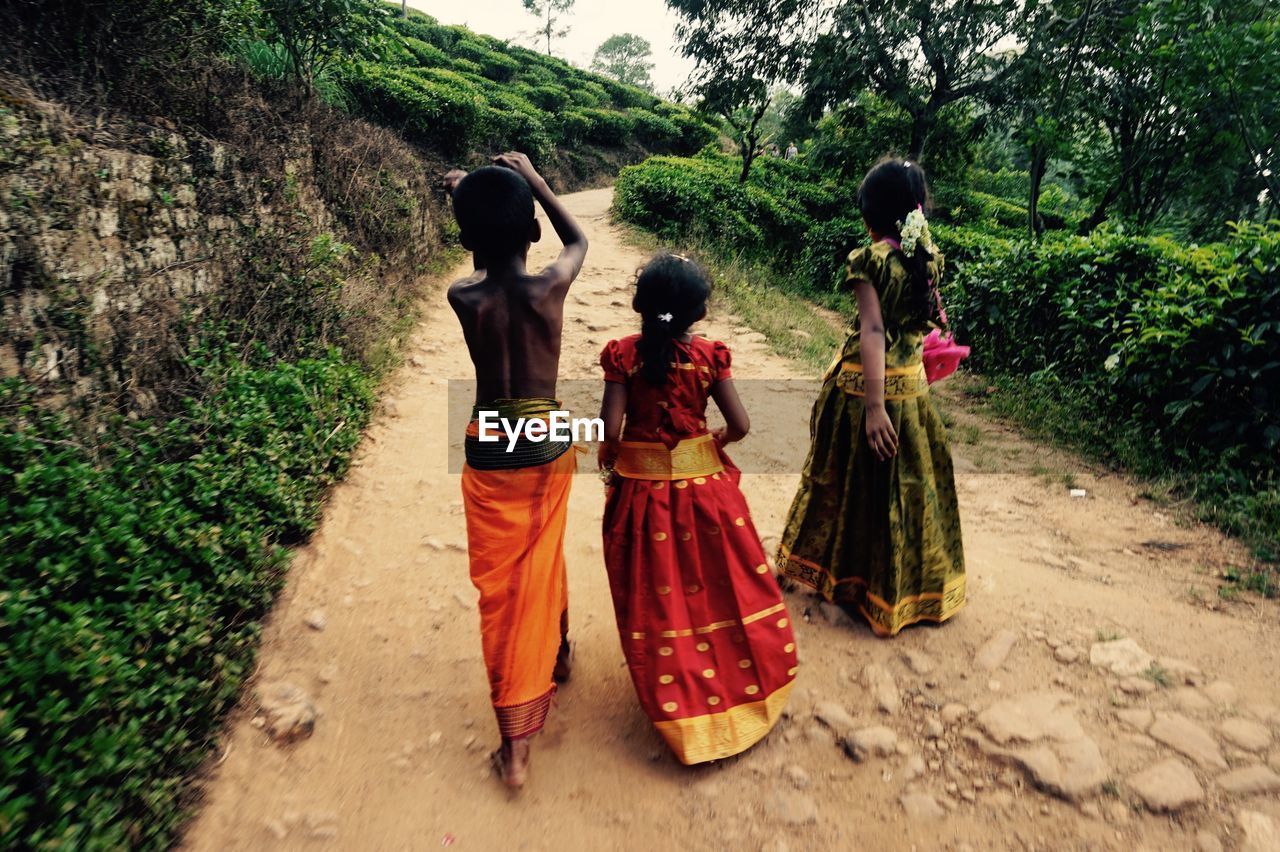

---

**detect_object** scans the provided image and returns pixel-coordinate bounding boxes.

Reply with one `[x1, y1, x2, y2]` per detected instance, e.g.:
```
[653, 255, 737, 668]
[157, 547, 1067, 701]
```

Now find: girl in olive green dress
[777, 157, 965, 636]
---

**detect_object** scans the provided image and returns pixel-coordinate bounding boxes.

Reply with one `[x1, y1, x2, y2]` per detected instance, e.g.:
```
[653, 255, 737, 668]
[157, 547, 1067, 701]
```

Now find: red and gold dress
[600, 334, 796, 764]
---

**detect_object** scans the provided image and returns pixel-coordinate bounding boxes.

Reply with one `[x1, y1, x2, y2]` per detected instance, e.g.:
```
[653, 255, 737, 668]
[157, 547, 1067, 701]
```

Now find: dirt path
[184, 188, 1280, 852]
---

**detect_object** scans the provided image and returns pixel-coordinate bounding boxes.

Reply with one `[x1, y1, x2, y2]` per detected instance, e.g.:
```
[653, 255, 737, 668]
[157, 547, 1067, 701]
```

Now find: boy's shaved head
[452, 166, 536, 260]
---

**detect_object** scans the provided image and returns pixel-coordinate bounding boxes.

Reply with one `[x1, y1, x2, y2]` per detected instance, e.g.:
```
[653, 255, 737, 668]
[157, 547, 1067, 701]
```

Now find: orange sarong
[462, 399, 576, 739]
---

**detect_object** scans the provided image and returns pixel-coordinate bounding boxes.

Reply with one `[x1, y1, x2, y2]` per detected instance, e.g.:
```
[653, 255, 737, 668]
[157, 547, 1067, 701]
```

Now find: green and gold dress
[777, 240, 965, 636]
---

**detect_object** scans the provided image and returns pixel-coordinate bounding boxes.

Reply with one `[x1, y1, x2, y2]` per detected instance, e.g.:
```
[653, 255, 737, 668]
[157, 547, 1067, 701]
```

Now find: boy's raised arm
[493, 152, 588, 289]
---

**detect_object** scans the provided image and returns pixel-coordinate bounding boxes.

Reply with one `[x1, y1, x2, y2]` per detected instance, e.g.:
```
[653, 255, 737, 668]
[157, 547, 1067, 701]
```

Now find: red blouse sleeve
[600, 339, 628, 384]
[711, 340, 732, 382]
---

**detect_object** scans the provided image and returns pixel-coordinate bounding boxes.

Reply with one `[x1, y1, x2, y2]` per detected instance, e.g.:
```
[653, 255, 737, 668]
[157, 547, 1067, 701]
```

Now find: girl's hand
[598, 440, 619, 470]
[865, 404, 899, 461]
[711, 427, 728, 446]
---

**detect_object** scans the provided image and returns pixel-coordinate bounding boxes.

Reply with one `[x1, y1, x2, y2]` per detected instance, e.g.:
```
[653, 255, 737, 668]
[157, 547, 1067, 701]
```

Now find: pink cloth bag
[923, 282, 969, 383]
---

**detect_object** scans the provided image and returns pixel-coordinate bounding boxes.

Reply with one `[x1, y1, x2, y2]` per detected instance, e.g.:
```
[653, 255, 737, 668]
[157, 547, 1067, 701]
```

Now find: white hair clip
[657, 313, 674, 323]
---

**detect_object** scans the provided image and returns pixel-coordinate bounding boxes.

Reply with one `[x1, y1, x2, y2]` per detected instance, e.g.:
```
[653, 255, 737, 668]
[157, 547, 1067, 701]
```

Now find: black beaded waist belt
[464, 398, 573, 471]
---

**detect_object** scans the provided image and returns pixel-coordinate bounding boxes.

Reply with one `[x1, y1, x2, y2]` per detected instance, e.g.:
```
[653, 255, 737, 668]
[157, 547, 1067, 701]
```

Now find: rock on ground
[1219, 718, 1273, 752]
[902, 649, 936, 676]
[1089, 638, 1154, 677]
[813, 702, 859, 740]
[970, 692, 1108, 801]
[899, 793, 945, 821]
[975, 630, 1018, 671]
[845, 726, 898, 762]
[257, 681, 317, 743]
[1218, 766, 1280, 797]
[1238, 810, 1280, 852]
[862, 664, 900, 715]
[1149, 712, 1227, 770]
[1127, 758, 1204, 812]
[767, 791, 819, 825]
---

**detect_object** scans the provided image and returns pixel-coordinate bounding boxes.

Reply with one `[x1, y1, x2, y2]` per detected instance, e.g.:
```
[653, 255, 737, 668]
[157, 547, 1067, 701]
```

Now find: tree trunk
[907, 110, 930, 161]
[739, 148, 756, 183]
[1079, 184, 1119, 234]
[1028, 151, 1047, 238]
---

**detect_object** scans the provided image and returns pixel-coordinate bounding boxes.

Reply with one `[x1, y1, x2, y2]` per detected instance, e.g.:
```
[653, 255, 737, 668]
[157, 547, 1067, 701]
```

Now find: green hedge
[338, 63, 485, 154]
[0, 345, 374, 848]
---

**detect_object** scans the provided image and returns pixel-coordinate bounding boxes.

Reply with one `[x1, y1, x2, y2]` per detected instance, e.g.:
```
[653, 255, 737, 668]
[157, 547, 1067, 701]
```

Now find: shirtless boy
[446, 152, 588, 789]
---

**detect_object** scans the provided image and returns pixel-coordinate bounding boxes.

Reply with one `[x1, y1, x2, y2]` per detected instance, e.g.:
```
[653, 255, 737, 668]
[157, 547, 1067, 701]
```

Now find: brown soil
[182, 188, 1280, 852]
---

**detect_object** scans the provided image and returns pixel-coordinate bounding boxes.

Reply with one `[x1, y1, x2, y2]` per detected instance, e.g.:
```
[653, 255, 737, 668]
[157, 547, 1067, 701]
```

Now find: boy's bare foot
[553, 635, 573, 683]
[491, 737, 530, 789]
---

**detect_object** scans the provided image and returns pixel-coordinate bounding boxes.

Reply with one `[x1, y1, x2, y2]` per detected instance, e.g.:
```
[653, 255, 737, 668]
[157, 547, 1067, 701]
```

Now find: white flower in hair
[898, 206, 933, 255]
[657, 312, 674, 323]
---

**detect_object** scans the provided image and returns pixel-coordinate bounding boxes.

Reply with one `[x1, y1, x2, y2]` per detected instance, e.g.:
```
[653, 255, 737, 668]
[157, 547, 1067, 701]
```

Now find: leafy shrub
[399, 36, 449, 68]
[482, 90, 553, 159]
[339, 63, 485, 154]
[628, 109, 680, 150]
[522, 84, 571, 112]
[580, 108, 635, 147]
[0, 344, 374, 849]
[567, 83, 606, 109]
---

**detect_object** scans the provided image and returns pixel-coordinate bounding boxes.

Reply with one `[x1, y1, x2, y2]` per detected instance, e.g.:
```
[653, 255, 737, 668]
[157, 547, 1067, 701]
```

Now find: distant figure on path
[776, 158, 966, 635]
[597, 254, 796, 764]
[446, 152, 589, 789]
[785, 142, 799, 160]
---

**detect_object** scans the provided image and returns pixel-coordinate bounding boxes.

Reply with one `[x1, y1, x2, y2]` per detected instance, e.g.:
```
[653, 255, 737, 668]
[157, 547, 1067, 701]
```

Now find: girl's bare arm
[598, 382, 627, 468]
[853, 280, 899, 460]
[710, 378, 750, 444]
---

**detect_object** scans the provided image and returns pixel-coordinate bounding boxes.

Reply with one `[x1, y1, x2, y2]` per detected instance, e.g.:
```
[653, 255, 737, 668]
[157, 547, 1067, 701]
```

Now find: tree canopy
[591, 33, 656, 90]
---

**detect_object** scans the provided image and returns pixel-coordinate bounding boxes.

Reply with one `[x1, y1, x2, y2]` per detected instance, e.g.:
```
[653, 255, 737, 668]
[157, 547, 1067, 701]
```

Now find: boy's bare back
[446, 153, 588, 402]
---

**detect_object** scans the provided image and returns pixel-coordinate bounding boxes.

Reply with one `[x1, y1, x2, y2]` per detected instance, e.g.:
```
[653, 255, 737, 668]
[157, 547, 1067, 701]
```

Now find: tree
[801, 0, 1060, 164]
[523, 0, 575, 57]
[667, 0, 819, 182]
[591, 34, 656, 90]
[1068, 0, 1278, 234]
[259, 0, 388, 89]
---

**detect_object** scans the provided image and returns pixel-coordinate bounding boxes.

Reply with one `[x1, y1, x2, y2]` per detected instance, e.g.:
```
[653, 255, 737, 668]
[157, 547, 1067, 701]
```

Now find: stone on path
[257, 681, 317, 743]
[902, 649, 936, 676]
[1220, 718, 1273, 752]
[304, 610, 327, 631]
[1205, 681, 1239, 707]
[1054, 646, 1081, 665]
[785, 765, 812, 789]
[1149, 712, 1227, 770]
[1119, 676, 1157, 696]
[975, 630, 1018, 671]
[1218, 766, 1280, 797]
[1089, 638, 1154, 677]
[941, 703, 971, 726]
[1128, 758, 1204, 812]
[767, 791, 818, 825]
[970, 692, 1108, 801]
[813, 702, 859, 740]
[1173, 687, 1214, 714]
[862, 664, 900, 715]
[1116, 709, 1154, 732]
[845, 726, 898, 762]
[899, 793, 946, 821]
[1238, 810, 1280, 852]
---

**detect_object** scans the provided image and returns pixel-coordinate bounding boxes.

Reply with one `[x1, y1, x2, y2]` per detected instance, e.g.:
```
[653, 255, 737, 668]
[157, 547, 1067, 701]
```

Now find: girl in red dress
[597, 254, 797, 765]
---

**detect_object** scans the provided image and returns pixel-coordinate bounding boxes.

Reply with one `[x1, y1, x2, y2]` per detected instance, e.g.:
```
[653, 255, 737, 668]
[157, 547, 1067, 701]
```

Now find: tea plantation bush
[615, 152, 1280, 554]
[0, 344, 374, 849]
[335, 9, 720, 162]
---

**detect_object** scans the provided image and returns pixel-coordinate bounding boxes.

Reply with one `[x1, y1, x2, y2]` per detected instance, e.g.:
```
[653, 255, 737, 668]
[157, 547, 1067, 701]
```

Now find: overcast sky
[405, 0, 697, 95]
